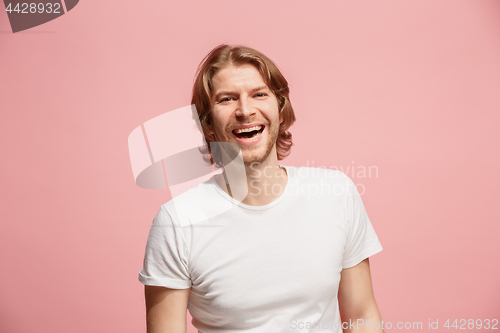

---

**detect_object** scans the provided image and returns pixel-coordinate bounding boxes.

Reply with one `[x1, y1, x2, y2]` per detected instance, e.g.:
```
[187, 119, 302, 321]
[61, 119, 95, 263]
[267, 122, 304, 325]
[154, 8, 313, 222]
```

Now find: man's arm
[145, 285, 191, 333]
[338, 258, 384, 333]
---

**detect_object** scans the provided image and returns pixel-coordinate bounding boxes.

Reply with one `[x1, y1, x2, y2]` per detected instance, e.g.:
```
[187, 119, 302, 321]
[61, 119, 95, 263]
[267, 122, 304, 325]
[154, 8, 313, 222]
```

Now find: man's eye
[219, 97, 232, 103]
[255, 93, 267, 97]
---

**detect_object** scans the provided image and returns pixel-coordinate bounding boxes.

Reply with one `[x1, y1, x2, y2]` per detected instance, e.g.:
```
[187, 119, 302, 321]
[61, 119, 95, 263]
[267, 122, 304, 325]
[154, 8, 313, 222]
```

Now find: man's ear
[279, 111, 284, 125]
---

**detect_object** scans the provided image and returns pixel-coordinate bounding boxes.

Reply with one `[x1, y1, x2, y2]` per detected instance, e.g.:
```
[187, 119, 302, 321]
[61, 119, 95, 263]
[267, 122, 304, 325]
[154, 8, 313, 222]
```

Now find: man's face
[208, 64, 283, 166]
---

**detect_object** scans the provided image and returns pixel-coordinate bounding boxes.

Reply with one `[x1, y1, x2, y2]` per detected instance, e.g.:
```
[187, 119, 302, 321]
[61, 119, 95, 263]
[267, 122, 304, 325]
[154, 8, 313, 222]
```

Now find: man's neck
[215, 160, 288, 207]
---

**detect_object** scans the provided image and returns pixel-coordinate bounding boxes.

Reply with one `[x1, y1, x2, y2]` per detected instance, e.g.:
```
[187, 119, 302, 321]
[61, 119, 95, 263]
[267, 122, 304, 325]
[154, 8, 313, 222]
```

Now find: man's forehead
[212, 64, 268, 90]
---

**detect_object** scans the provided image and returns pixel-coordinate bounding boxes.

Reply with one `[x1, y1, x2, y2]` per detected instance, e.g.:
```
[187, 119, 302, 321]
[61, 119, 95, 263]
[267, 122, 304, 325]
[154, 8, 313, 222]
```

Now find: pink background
[1, 0, 499, 332]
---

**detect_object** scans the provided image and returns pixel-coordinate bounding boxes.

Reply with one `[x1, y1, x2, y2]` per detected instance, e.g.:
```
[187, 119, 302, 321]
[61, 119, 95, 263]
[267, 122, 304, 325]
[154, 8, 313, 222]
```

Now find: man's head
[192, 44, 296, 167]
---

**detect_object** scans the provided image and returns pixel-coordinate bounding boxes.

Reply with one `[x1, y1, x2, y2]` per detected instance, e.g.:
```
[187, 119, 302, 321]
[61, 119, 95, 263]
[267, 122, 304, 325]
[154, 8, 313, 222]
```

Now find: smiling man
[207, 62, 289, 206]
[139, 45, 385, 333]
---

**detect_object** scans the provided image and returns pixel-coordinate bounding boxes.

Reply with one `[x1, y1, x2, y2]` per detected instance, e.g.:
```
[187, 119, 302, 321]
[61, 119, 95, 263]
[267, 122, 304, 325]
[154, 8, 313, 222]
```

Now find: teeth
[234, 125, 262, 134]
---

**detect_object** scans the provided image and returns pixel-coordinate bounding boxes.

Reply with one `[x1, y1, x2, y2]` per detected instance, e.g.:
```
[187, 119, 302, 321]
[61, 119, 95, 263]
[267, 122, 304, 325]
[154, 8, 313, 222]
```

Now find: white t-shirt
[139, 165, 383, 333]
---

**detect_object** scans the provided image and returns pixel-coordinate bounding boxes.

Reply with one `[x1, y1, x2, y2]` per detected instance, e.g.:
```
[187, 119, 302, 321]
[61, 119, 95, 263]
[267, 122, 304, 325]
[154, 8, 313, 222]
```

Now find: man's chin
[241, 149, 273, 166]
[241, 153, 262, 165]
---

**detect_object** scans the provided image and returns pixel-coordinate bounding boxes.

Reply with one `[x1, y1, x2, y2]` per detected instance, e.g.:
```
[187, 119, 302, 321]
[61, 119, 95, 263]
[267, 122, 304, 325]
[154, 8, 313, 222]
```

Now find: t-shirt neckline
[210, 164, 291, 211]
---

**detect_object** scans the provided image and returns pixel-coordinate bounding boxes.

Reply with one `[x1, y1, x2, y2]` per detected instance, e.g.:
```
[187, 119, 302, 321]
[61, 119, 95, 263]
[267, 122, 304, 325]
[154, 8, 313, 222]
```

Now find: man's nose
[235, 97, 255, 117]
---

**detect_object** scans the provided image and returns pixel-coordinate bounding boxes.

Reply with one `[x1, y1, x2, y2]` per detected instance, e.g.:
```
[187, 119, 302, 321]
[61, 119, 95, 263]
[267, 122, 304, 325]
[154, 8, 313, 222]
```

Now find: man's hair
[191, 44, 296, 167]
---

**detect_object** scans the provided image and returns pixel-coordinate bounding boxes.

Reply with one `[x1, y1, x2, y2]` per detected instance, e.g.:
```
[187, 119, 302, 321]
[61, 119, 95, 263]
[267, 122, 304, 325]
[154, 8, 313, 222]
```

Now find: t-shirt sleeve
[341, 175, 383, 269]
[138, 205, 192, 289]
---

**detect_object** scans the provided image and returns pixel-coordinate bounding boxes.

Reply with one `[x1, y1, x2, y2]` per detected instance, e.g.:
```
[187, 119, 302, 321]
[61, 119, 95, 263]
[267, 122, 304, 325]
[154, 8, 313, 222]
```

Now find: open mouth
[232, 125, 265, 141]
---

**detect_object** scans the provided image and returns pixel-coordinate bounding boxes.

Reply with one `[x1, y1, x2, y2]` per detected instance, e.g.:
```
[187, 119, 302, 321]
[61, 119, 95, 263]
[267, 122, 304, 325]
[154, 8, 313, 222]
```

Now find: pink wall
[1, 0, 499, 332]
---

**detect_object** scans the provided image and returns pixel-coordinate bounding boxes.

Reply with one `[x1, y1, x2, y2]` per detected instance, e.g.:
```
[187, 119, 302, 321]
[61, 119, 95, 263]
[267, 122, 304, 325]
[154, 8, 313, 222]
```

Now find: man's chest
[185, 205, 347, 318]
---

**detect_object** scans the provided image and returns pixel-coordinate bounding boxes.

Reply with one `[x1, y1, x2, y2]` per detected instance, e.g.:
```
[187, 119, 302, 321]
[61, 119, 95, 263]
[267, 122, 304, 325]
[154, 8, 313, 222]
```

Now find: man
[139, 45, 384, 333]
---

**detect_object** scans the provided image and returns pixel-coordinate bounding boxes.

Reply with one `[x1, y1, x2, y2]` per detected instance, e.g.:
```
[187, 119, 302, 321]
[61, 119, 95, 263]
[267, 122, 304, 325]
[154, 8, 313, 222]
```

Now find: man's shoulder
[159, 176, 233, 227]
[164, 177, 214, 205]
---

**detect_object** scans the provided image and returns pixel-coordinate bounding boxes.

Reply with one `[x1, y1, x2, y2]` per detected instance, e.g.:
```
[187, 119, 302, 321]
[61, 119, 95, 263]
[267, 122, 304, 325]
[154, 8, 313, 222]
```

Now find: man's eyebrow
[250, 85, 270, 93]
[213, 85, 270, 101]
